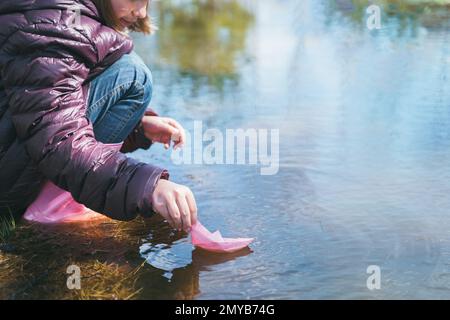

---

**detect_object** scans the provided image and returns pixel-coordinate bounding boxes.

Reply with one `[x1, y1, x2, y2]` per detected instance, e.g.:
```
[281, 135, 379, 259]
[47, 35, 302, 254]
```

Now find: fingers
[163, 203, 176, 229]
[166, 119, 186, 150]
[143, 116, 186, 150]
[151, 118, 185, 150]
[159, 120, 180, 150]
[159, 122, 180, 141]
[165, 190, 197, 232]
[185, 192, 198, 226]
[176, 196, 192, 232]
[153, 199, 177, 230]
[166, 198, 182, 230]
[152, 179, 198, 233]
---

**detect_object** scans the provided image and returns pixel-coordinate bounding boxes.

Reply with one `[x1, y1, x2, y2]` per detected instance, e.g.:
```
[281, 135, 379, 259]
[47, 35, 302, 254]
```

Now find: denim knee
[121, 51, 153, 110]
[86, 51, 154, 143]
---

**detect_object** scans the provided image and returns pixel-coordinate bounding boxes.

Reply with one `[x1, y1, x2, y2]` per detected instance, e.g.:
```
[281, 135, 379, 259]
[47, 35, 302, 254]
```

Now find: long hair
[91, 0, 156, 34]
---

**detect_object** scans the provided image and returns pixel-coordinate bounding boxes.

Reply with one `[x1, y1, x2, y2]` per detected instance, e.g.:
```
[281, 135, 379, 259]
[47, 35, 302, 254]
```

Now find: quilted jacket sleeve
[1, 22, 168, 221]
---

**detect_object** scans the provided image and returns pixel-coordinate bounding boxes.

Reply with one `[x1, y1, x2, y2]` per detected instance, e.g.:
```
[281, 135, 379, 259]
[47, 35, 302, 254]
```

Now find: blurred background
[1, 0, 450, 299]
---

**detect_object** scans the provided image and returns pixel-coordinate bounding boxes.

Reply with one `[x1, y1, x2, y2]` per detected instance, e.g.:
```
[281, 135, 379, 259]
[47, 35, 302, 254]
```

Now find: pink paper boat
[190, 221, 254, 253]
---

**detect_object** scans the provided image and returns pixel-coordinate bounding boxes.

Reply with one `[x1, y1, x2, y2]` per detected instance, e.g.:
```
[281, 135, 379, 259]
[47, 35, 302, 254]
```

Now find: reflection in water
[140, 239, 193, 280]
[339, 0, 450, 31]
[157, 0, 254, 77]
[139, 236, 254, 281]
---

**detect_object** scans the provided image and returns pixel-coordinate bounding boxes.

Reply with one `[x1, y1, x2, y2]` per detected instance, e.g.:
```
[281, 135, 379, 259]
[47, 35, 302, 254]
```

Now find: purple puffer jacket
[0, 0, 169, 220]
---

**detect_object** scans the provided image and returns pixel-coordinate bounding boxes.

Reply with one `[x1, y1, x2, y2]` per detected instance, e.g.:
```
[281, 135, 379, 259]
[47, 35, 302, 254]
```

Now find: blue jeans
[86, 51, 153, 143]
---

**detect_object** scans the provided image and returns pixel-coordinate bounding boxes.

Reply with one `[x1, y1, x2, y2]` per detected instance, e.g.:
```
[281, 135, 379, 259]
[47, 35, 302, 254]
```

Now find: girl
[0, 0, 197, 232]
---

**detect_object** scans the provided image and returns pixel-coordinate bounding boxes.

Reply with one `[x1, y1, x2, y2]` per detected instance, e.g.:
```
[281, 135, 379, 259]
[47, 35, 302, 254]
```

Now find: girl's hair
[92, 0, 156, 34]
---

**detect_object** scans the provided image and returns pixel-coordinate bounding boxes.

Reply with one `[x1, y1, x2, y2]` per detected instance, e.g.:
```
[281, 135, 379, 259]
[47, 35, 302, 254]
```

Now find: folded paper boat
[190, 221, 254, 253]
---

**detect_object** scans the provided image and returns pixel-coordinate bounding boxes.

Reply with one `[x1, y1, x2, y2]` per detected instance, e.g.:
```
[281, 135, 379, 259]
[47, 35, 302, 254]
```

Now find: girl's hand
[151, 179, 198, 232]
[141, 116, 186, 150]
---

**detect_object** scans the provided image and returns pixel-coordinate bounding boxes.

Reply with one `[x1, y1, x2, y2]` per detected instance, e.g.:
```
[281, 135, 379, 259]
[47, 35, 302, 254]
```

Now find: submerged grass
[0, 209, 16, 243]
[0, 215, 201, 300]
[0, 212, 203, 300]
[0, 217, 155, 299]
[76, 260, 146, 300]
